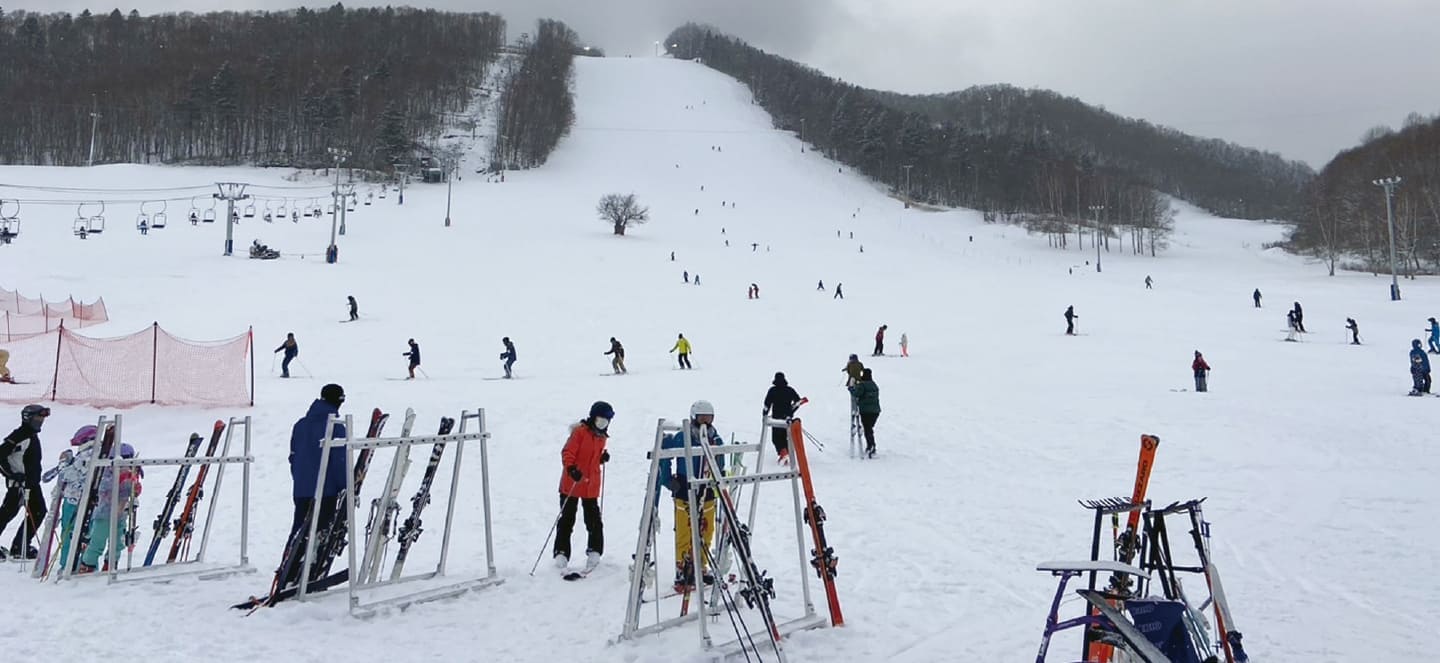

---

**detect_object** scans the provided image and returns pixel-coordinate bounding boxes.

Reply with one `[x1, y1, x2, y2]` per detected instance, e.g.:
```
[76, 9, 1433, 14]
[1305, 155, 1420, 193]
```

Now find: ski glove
[670, 474, 688, 493]
[600, 450, 610, 464]
[567, 465, 583, 482]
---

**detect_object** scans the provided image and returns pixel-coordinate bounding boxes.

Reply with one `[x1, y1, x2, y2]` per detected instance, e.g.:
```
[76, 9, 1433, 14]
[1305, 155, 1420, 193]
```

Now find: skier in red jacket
[1192, 351, 1211, 392]
[554, 401, 612, 573]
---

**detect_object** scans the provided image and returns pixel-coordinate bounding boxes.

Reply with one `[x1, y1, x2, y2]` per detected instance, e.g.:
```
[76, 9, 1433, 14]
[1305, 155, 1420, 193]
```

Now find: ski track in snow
[2, 56, 1437, 661]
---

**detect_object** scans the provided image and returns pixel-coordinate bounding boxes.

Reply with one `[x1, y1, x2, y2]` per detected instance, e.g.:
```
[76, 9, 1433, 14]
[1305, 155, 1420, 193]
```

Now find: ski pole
[295, 358, 314, 378]
[417, 367, 431, 379]
[270, 354, 277, 374]
[529, 492, 579, 575]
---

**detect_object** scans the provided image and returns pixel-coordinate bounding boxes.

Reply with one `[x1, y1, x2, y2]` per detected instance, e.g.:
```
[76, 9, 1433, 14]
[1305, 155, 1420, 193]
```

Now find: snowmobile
[249, 240, 281, 260]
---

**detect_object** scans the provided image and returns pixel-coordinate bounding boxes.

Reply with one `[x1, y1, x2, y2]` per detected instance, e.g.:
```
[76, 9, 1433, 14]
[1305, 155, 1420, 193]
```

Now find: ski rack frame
[616, 416, 826, 658]
[49, 416, 255, 584]
[1076, 496, 1150, 661]
[300, 409, 503, 615]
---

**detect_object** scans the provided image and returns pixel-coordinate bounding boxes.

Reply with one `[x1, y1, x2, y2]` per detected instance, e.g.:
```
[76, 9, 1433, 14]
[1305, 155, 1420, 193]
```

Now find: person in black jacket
[500, 337, 517, 378]
[1064, 306, 1078, 335]
[404, 339, 421, 379]
[347, 296, 358, 322]
[762, 372, 803, 462]
[605, 337, 627, 374]
[0, 404, 49, 559]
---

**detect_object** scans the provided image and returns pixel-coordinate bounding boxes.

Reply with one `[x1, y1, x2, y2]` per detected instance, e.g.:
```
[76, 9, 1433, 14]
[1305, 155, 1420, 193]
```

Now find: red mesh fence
[0, 323, 252, 408]
[0, 286, 109, 329]
[2, 310, 64, 341]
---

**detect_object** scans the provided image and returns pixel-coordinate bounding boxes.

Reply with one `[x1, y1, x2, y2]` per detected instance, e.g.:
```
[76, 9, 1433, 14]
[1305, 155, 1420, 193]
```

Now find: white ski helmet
[690, 400, 715, 419]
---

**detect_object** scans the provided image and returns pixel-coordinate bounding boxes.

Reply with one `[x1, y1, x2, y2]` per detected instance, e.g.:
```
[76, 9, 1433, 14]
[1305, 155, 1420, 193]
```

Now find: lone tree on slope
[598, 193, 650, 236]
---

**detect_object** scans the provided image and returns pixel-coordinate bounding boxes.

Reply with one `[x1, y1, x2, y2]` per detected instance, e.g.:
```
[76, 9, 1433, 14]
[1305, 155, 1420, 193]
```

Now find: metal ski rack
[616, 416, 826, 658]
[301, 409, 503, 615]
[99, 417, 256, 584]
[1077, 496, 1151, 598]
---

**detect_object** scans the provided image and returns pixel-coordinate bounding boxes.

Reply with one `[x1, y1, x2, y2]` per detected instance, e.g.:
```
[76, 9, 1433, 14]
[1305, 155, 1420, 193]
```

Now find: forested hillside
[1290, 115, 1440, 275]
[0, 6, 504, 169]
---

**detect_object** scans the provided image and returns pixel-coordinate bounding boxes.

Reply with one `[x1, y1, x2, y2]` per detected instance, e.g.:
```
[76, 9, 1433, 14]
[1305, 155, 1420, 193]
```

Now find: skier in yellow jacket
[669, 333, 693, 370]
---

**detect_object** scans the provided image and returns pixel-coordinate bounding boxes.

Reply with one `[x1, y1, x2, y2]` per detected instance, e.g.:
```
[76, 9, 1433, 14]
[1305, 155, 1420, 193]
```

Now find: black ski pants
[873, 339, 884, 356]
[554, 493, 603, 559]
[0, 483, 47, 551]
[771, 425, 790, 455]
[677, 353, 692, 369]
[859, 412, 879, 451]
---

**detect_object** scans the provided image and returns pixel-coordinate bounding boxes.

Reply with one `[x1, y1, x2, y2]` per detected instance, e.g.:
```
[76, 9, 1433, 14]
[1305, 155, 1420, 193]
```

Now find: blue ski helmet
[589, 401, 614, 420]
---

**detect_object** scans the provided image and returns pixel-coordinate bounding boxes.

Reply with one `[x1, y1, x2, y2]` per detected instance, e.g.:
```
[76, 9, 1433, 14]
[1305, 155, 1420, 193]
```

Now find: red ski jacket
[559, 421, 607, 499]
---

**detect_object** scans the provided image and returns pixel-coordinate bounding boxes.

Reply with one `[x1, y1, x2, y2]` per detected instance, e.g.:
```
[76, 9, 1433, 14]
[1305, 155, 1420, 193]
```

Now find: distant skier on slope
[554, 401, 612, 574]
[1410, 340, 1432, 396]
[900, 332, 909, 357]
[833, 283, 844, 299]
[1292, 302, 1306, 333]
[605, 337, 627, 374]
[500, 337, 517, 379]
[1427, 318, 1440, 354]
[1145, 275, 1153, 289]
[1285, 311, 1300, 342]
[274, 333, 299, 379]
[1253, 289, 1262, 308]
[763, 372, 803, 463]
[1346, 318, 1361, 345]
[1192, 351, 1211, 392]
[655, 400, 725, 591]
[0, 348, 11, 383]
[873, 324, 887, 356]
[670, 334, 693, 369]
[347, 296, 358, 322]
[403, 339, 421, 379]
[1064, 306, 1078, 336]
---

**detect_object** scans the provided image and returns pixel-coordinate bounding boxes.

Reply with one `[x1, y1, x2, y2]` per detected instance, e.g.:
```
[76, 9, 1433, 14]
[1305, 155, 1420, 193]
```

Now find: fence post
[150, 322, 159, 405]
[248, 327, 255, 406]
[50, 320, 64, 401]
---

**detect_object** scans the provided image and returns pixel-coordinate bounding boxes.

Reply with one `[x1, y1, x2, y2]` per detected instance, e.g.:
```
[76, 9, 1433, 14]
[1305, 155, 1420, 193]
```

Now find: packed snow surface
[1, 56, 1435, 662]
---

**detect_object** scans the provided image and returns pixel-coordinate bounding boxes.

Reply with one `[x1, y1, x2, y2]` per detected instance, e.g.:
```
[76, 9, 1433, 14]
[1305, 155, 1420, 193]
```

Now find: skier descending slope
[500, 337, 518, 378]
[848, 370, 881, 458]
[555, 401, 611, 578]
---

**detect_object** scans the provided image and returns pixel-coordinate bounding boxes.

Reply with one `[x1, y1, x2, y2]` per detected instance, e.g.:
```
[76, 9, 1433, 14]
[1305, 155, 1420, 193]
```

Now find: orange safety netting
[0, 285, 109, 336]
[0, 323, 252, 408]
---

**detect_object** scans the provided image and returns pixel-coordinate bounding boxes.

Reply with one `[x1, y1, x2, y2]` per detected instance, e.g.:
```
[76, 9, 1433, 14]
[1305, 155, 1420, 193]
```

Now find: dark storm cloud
[9, 0, 1440, 166]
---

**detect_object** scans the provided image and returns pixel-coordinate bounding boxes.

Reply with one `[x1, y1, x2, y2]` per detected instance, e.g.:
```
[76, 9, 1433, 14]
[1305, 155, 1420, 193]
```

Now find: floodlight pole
[215, 182, 249, 257]
[1374, 176, 1403, 300]
[395, 164, 411, 205]
[1088, 205, 1105, 273]
[444, 157, 454, 227]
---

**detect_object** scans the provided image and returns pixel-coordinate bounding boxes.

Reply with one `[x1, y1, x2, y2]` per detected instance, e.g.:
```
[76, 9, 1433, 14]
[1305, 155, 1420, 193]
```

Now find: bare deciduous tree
[597, 193, 649, 235]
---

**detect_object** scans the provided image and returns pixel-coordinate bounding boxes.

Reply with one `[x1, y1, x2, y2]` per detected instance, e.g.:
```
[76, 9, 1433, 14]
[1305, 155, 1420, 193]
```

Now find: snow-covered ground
[1, 56, 1436, 662]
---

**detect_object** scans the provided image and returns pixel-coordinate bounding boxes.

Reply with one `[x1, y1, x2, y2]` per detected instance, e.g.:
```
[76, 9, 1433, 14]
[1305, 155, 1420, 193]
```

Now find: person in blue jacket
[1426, 318, 1439, 354]
[500, 337, 517, 378]
[274, 333, 298, 378]
[289, 384, 348, 539]
[403, 339, 421, 379]
[1410, 340, 1431, 395]
[655, 400, 725, 591]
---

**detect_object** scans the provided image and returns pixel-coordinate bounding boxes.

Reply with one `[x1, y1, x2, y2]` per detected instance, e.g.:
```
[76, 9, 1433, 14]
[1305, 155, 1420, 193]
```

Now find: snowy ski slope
[0, 55, 1436, 662]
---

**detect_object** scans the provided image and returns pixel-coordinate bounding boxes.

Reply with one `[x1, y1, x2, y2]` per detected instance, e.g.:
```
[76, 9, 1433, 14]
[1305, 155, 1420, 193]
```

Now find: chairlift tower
[327, 148, 351, 261]
[395, 163, 411, 205]
[214, 183, 250, 257]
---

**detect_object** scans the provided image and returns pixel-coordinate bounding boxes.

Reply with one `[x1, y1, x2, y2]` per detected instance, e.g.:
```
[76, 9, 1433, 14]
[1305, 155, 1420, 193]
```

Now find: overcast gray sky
[11, 0, 1440, 167]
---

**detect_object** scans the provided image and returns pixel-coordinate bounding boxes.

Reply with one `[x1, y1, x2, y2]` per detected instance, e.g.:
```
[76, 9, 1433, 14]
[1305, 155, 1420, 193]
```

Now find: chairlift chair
[136, 212, 150, 231]
[149, 200, 168, 229]
[203, 206, 217, 223]
[88, 215, 106, 234]
[0, 200, 20, 243]
[364, 192, 373, 206]
[302, 199, 315, 217]
[276, 201, 288, 218]
[242, 203, 256, 218]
